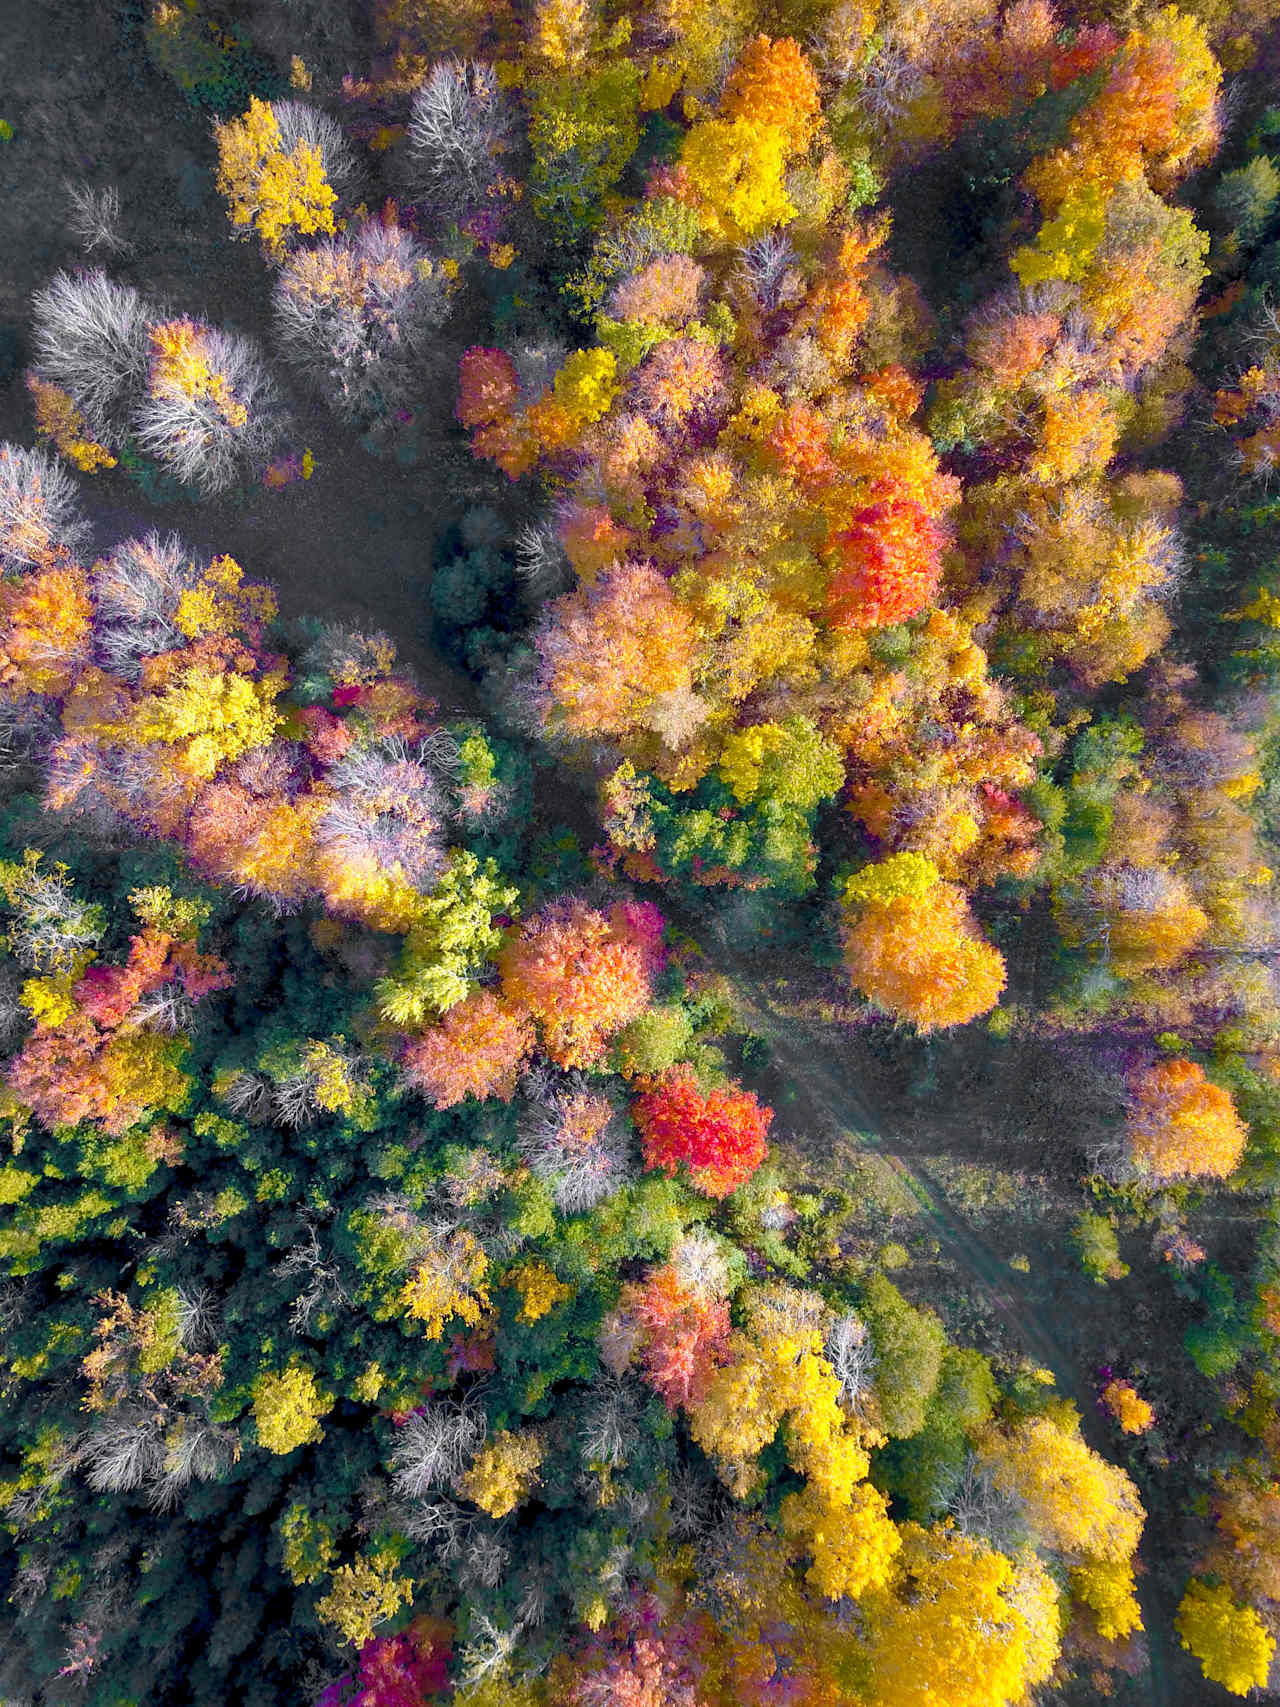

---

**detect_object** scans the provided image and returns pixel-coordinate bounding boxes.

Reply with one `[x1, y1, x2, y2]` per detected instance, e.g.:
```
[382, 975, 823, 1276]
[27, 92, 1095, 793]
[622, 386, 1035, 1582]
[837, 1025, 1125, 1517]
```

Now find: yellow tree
[977, 1413, 1145, 1563]
[858, 1523, 1061, 1707]
[457, 1428, 544, 1517]
[215, 97, 337, 261]
[840, 854, 1006, 1031]
[1176, 1578, 1274, 1697]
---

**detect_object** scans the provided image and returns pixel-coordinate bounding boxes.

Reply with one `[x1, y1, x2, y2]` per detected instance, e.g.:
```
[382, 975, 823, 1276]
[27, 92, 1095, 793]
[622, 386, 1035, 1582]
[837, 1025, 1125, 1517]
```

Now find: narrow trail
[692, 916, 1174, 1707]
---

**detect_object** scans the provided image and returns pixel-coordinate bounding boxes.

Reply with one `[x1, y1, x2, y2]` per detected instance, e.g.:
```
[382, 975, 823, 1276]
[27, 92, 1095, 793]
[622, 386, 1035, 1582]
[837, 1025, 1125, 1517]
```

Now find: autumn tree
[214, 96, 339, 261]
[827, 498, 948, 630]
[977, 1413, 1144, 1563]
[251, 1362, 332, 1455]
[610, 1255, 732, 1409]
[1126, 1059, 1248, 1183]
[1176, 1578, 1274, 1696]
[498, 899, 654, 1068]
[401, 991, 534, 1107]
[633, 1066, 771, 1198]
[1100, 1378, 1155, 1435]
[857, 1524, 1061, 1707]
[840, 855, 1007, 1031]
[0, 557, 93, 700]
[532, 562, 697, 740]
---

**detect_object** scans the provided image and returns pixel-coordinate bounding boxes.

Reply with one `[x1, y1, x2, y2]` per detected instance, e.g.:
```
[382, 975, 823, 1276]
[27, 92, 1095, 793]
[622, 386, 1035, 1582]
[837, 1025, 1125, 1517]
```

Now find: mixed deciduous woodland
[7, 0, 1280, 1701]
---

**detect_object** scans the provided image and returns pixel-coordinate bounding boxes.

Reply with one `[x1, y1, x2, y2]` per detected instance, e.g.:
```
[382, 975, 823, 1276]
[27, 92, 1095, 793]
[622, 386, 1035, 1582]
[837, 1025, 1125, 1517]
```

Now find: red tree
[633, 1066, 771, 1197]
[828, 497, 946, 629]
[616, 1263, 732, 1410]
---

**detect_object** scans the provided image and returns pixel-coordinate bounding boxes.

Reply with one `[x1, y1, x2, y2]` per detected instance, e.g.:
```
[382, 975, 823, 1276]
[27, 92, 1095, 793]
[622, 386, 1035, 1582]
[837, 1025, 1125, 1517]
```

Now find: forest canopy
[4, 0, 1280, 1702]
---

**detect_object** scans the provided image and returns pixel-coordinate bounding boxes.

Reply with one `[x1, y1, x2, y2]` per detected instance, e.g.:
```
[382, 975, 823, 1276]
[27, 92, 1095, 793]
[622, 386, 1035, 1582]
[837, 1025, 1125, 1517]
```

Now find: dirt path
[687, 913, 1174, 1707]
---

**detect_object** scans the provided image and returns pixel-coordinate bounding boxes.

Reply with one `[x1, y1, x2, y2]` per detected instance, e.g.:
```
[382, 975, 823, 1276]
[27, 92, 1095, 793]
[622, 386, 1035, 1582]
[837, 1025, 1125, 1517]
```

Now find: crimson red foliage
[632, 1066, 771, 1197]
[828, 497, 946, 630]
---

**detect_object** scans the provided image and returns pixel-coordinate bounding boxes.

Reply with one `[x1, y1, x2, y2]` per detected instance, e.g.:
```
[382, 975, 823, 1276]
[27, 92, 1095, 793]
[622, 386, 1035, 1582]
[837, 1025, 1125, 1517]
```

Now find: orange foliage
[185, 786, 316, 908]
[401, 991, 534, 1107]
[0, 561, 93, 700]
[534, 561, 696, 737]
[828, 498, 947, 630]
[720, 36, 822, 156]
[498, 899, 653, 1068]
[842, 883, 1007, 1032]
[1101, 1378, 1156, 1435]
[456, 346, 520, 429]
[632, 338, 727, 435]
[613, 1262, 732, 1410]
[1126, 1058, 1248, 1183]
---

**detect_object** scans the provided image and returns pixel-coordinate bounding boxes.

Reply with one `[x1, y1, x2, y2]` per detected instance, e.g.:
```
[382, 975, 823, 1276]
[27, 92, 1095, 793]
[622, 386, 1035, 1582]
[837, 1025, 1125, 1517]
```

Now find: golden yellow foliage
[251, 1364, 332, 1455]
[315, 1551, 414, 1647]
[458, 1428, 544, 1517]
[978, 1415, 1144, 1563]
[778, 1478, 900, 1599]
[859, 1523, 1063, 1707]
[25, 375, 116, 472]
[215, 96, 336, 261]
[400, 1228, 491, 1339]
[1071, 1557, 1143, 1641]
[509, 1260, 573, 1323]
[1176, 1578, 1274, 1696]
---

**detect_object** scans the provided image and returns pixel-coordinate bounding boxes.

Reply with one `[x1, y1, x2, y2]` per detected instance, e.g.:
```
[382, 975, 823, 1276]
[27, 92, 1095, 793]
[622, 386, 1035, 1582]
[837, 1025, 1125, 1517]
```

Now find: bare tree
[64, 182, 128, 255]
[406, 62, 511, 218]
[132, 323, 285, 495]
[946, 1454, 1029, 1554]
[174, 1286, 220, 1351]
[275, 1221, 352, 1333]
[70, 1412, 167, 1494]
[736, 233, 803, 312]
[390, 1402, 487, 1501]
[824, 1311, 876, 1409]
[218, 1069, 276, 1123]
[514, 520, 571, 602]
[0, 441, 92, 576]
[273, 220, 453, 424]
[29, 271, 151, 440]
[517, 1087, 635, 1213]
[146, 1419, 240, 1512]
[92, 532, 201, 679]
[578, 1375, 642, 1469]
